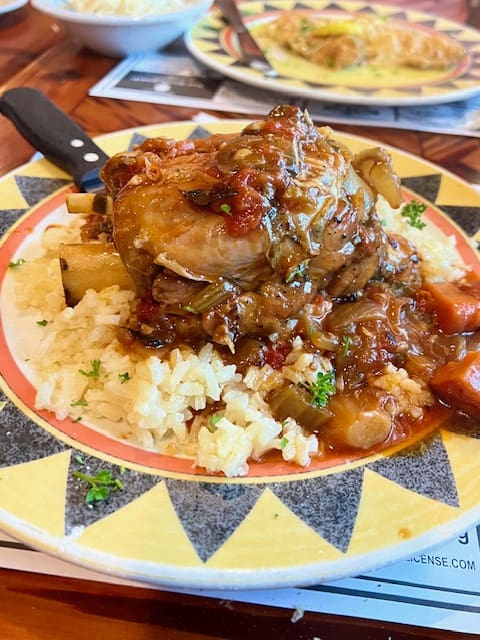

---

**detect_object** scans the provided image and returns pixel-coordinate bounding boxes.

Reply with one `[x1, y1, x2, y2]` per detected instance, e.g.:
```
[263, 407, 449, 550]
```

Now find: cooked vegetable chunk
[269, 383, 333, 431]
[321, 394, 392, 449]
[423, 281, 480, 334]
[430, 351, 480, 418]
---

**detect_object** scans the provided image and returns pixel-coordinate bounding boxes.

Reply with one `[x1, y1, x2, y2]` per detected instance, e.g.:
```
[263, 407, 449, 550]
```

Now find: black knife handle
[0, 87, 109, 190]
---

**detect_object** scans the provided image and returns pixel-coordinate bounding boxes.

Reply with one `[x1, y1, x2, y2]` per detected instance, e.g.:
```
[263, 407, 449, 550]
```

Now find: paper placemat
[89, 40, 480, 138]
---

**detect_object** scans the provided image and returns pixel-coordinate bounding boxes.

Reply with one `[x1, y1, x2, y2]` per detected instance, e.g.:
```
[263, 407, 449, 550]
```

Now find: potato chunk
[322, 393, 391, 449]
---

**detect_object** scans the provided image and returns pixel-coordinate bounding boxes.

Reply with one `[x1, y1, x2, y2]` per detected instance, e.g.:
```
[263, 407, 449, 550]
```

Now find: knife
[216, 0, 278, 78]
[0, 87, 109, 193]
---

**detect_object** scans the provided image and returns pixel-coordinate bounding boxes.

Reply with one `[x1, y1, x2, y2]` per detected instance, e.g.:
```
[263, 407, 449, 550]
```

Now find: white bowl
[31, 0, 213, 57]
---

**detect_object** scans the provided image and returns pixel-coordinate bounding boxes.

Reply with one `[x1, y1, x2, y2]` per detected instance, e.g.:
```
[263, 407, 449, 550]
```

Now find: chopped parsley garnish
[71, 398, 88, 407]
[300, 370, 336, 407]
[73, 468, 124, 504]
[8, 258, 26, 269]
[36, 319, 48, 326]
[280, 436, 289, 450]
[118, 372, 130, 384]
[74, 454, 85, 465]
[285, 259, 309, 283]
[208, 413, 223, 431]
[401, 200, 426, 230]
[220, 203, 232, 215]
[183, 305, 200, 315]
[300, 17, 311, 32]
[78, 359, 101, 380]
[342, 335, 352, 357]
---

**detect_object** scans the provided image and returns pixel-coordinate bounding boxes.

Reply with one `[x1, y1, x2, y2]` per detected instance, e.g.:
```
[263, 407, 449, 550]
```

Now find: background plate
[1, 120, 480, 589]
[186, 0, 480, 106]
[0, 0, 27, 13]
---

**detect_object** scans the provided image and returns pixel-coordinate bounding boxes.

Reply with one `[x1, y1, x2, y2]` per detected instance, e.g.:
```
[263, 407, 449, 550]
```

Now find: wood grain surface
[0, 567, 475, 640]
[0, 2, 478, 638]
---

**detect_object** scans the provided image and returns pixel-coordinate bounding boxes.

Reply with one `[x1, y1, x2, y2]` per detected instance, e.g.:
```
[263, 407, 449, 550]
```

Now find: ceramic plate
[1, 120, 480, 589]
[186, 0, 480, 106]
[0, 0, 28, 13]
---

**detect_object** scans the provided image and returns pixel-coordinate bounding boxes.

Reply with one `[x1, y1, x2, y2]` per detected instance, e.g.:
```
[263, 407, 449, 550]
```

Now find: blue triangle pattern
[65, 455, 159, 535]
[128, 132, 148, 150]
[189, 125, 220, 140]
[0, 208, 28, 237]
[0, 390, 68, 467]
[165, 478, 263, 561]
[440, 205, 480, 237]
[270, 467, 365, 553]
[401, 174, 442, 203]
[368, 434, 459, 507]
[14, 175, 71, 207]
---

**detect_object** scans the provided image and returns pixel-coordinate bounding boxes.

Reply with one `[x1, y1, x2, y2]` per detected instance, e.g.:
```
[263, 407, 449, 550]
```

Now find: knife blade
[0, 87, 109, 193]
[216, 0, 278, 78]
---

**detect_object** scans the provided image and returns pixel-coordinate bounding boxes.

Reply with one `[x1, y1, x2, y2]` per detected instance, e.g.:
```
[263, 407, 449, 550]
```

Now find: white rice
[66, 0, 197, 17]
[8, 197, 467, 476]
[377, 195, 468, 282]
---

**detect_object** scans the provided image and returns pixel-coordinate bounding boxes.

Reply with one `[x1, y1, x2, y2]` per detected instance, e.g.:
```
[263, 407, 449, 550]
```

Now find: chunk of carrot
[431, 351, 480, 418]
[422, 281, 480, 334]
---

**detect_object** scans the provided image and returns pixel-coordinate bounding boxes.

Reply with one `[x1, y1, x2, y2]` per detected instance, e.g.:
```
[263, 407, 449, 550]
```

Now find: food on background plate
[254, 13, 466, 70]
[9, 105, 480, 477]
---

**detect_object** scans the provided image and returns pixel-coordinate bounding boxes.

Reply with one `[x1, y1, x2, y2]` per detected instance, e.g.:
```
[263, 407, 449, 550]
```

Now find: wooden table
[0, 3, 478, 639]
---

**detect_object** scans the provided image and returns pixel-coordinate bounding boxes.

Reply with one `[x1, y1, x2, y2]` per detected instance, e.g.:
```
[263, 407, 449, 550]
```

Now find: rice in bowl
[66, 0, 200, 17]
